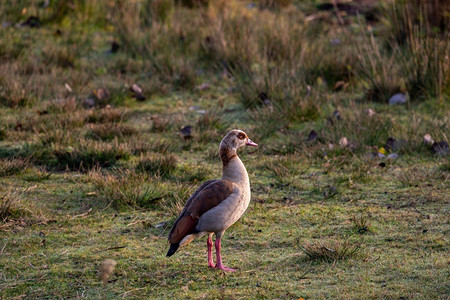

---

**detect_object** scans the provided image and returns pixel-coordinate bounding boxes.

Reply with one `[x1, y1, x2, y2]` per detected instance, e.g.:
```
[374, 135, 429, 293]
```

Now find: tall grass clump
[0, 190, 30, 222]
[135, 153, 178, 178]
[87, 169, 165, 210]
[301, 239, 361, 263]
[354, 28, 402, 103]
[388, 2, 450, 101]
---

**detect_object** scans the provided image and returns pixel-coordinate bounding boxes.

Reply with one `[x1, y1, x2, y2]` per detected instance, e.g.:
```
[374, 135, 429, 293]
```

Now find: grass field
[1, 0, 449, 298]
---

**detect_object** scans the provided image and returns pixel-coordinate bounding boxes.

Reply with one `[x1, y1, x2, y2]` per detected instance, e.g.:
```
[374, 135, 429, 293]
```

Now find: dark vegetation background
[0, 0, 449, 298]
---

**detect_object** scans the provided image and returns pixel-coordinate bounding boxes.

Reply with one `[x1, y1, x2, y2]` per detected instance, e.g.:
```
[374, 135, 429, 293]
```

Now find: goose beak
[246, 139, 258, 147]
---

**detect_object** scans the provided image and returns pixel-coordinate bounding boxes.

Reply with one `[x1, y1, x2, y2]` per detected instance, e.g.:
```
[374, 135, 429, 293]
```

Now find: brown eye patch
[237, 132, 246, 140]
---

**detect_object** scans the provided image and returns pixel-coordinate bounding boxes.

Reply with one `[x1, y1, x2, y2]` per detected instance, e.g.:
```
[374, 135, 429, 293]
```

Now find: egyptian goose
[166, 129, 258, 271]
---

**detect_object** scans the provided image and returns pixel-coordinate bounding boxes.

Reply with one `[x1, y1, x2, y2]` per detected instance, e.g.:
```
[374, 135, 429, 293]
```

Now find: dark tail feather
[166, 243, 179, 257]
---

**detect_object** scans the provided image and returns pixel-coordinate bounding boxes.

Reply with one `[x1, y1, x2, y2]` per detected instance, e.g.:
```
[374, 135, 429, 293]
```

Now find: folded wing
[168, 179, 234, 244]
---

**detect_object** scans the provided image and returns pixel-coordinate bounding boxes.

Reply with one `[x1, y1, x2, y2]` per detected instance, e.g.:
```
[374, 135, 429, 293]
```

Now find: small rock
[154, 221, 168, 228]
[423, 134, 434, 145]
[307, 130, 318, 142]
[258, 92, 269, 102]
[389, 93, 407, 105]
[41, 0, 50, 8]
[431, 141, 449, 156]
[196, 83, 210, 91]
[333, 110, 341, 120]
[181, 126, 193, 140]
[99, 259, 117, 283]
[263, 99, 273, 109]
[385, 137, 407, 152]
[83, 97, 96, 109]
[111, 41, 120, 53]
[339, 137, 348, 147]
[130, 84, 146, 101]
[387, 153, 399, 160]
[2, 21, 12, 28]
[385, 137, 396, 152]
[130, 84, 142, 94]
[366, 108, 376, 116]
[21, 16, 40, 28]
[93, 88, 111, 101]
[306, 85, 312, 96]
[64, 83, 72, 93]
[330, 38, 341, 46]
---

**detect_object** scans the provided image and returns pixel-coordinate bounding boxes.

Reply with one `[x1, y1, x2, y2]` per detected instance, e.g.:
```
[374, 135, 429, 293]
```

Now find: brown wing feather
[168, 179, 234, 243]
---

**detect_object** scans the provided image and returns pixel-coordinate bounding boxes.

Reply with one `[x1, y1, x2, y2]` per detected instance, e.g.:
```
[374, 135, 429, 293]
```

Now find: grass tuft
[350, 215, 371, 234]
[136, 154, 178, 178]
[0, 159, 27, 177]
[301, 239, 361, 263]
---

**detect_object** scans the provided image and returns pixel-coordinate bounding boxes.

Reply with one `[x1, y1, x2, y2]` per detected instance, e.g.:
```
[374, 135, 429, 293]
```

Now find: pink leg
[207, 235, 214, 268]
[214, 237, 236, 272]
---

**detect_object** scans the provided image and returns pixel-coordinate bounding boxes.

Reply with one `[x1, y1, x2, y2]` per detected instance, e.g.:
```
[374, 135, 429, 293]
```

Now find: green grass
[0, 0, 449, 298]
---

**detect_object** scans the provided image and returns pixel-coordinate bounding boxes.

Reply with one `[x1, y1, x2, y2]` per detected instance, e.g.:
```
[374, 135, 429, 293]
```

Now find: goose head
[220, 130, 258, 152]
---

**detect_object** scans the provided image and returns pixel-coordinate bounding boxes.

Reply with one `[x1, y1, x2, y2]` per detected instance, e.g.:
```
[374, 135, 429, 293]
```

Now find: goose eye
[237, 133, 245, 140]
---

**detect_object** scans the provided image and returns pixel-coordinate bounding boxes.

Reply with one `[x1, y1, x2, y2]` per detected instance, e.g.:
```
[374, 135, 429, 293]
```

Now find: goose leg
[207, 234, 214, 268]
[214, 236, 236, 272]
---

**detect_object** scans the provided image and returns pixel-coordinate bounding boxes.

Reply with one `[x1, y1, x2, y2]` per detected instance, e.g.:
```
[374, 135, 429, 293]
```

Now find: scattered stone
[348, 141, 359, 151]
[2, 21, 12, 28]
[388, 93, 407, 105]
[111, 41, 120, 53]
[307, 130, 318, 142]
[385, 137, 407, 152]
[387, 153, 399, 160]
[339, 137, 348, 147]
[181, 125, 193, 140]
[330, 38, 341, 46]
[64, 83, 72, 93]
[41, 0, 50, 8]
[93, 88, 111, 101]
[258, 92, 269, 102]
[99, 259, 117, 283]
[322, 185, 338, 199]
[154, 221, 168, 228]
[366, 108, 376, 116]
[83, 97, 96, 109]
[423, 134, 434, 145]
[130, 84, 146, 101]
[333, 110, 342, 120]
[196, 83, 210, 91]
[385, 137, 396, 152]
[21, 16, 40, 28]
[431, 141, 449, 156]
[306, 85, 312, 96]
